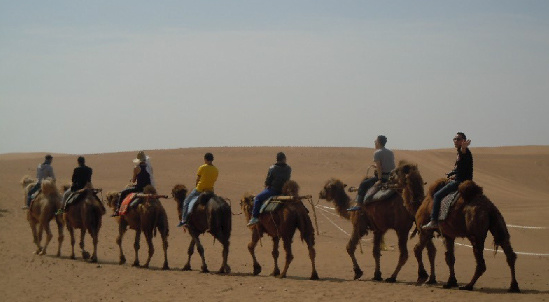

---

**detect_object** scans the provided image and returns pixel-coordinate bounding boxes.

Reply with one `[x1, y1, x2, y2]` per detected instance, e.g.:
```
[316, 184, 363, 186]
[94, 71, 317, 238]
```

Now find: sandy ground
[0, 146, 548, 302]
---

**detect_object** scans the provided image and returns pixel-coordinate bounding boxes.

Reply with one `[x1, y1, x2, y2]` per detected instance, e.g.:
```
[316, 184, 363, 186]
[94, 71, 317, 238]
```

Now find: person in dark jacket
[57, 156, 93, 214]
[112, 151, 153, 216]
[247, 152, 292, 226]
[422, 132, 473, 230]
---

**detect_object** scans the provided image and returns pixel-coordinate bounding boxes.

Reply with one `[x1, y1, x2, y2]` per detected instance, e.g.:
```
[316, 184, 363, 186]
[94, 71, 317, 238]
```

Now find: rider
[177, 152, 219, 227]
[112, 151, 153, 216]
[348, 135, 395, 211]
[24, 154, 56, 209]
[57, 156, 93, 215]
[247, 152, 292, 226]
[422, 132, 472, 230]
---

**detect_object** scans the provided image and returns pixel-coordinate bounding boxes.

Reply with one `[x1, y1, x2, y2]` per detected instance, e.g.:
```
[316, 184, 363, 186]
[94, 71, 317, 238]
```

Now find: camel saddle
[29, 189, 42, 207]
[119, 193, 137, 216]
[363, 186, 397, 204]
[438, 191, 460, 221]
[66, 189, 101, 208]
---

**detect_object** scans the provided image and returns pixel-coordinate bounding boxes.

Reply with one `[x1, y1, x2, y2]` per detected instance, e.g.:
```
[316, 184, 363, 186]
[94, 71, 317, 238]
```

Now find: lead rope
[308, 197, 320, 235]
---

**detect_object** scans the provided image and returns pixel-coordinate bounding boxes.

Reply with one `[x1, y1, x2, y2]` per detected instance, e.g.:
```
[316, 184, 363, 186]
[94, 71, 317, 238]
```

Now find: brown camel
[61, 186, 106, 262]
[318, 164, 425, 282]
[394, 166, 520, 292]
[106, 185, 170, 269]
[21, 176, 64, 256]
[240, 180, 319, 280]
[171, 184, 231, 274]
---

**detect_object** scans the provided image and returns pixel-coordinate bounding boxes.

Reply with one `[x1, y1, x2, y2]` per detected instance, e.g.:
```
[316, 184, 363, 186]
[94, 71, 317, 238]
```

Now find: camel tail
[409, 227, 418, 239]
[488, 203, 511, 255]
[88, 202, 103, 234]
[155, 207, 169, 238]
[297, 207, 315, 245]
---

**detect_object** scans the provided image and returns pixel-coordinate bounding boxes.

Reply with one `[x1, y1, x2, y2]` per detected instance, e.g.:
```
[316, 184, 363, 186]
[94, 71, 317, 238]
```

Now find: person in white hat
[112, 151, 155, 216]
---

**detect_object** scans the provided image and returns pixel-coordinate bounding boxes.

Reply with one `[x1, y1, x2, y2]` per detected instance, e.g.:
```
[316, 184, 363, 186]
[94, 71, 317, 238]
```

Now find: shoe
[21, 205, 29, 210]
[347, 205, 362, 211]
[247, 217, 259, 226]
[55, 209, 65, 215]
[177, 221, 187, 228]
[111, 212, 119, 217]
[422, 220, 439, 230]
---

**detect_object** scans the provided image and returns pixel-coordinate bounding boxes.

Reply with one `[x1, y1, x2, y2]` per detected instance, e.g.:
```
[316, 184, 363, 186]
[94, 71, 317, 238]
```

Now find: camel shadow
[0, 208, 8, 218]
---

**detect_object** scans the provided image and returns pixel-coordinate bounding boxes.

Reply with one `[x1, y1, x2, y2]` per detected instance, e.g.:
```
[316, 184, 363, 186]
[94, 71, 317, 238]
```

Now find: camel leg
[425, 237, 437, 284]
[116, 221, 128, 265]
[248, 230, 261, 276]
[217, 239, 230, 274]
[459, 238, 487, 291]
[29, 220, 41, 254]
[182, 239, 195, 271]
[132, 229, 141, 267]
[193, 235, 209, 273]
[80, 228, 90, 260]
[442, 237, 458, 289]
[161, 229, 169, 270]
[39, 221, 53, 256]
[142, 230, 154, 269]
[386, 229, 409, 283]
[90, 228, 99, 263]
[347, 227, 364, 280]
[306, 234, 319, 280]
[68, 225, 76, 259]
[372, 231, 383, 281]
[501, 240, 520, 293]
[413, 232, 429, 284]
[270, 237, 280, 276]
[279, 237, 294, 279]
[55, 215, 64, 257]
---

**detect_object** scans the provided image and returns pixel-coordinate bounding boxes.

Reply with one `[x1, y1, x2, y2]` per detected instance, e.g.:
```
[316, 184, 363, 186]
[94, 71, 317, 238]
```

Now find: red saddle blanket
[119, 193, 136, 216]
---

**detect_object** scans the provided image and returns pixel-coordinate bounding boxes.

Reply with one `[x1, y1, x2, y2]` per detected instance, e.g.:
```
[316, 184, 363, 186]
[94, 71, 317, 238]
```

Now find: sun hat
[133, 151, 148, 164]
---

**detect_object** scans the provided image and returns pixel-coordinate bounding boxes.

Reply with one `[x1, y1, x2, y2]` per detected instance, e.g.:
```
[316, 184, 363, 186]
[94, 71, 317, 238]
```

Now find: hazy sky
[1, 1, 548, 154]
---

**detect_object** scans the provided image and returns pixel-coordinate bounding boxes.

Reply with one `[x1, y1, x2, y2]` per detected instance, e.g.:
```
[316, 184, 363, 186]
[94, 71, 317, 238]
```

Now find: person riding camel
[24, 154, 56, 209]
[247, 152, 292, 226]
[56, 156, 93, 215]
[177, 152, 219, 227]
[348, 135, 395, 211]
[112, 151, 154, 216]
[422, 132, 473, 230]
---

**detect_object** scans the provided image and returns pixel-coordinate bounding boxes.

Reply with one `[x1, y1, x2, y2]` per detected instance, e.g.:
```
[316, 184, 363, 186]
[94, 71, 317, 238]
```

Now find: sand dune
[1, 146, 548, 301]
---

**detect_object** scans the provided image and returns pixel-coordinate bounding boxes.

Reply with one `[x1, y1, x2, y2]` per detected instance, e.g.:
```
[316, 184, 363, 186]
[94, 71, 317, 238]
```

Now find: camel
[392, 165, 520, 292]
[240, 180, 319, 280]
[106, 185, 170, 269]
[21, 176, 64, 256]
[318, 163, 425, 282]
[171, 184, 231, 274]
[61, 186, 106, 262]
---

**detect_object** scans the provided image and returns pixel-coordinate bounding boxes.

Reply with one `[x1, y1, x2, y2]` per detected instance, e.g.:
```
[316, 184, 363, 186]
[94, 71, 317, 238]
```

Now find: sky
[1, 1, 549, 154]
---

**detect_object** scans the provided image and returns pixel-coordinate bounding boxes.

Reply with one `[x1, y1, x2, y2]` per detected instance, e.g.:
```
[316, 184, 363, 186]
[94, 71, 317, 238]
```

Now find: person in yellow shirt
[178, 152, 219, 227]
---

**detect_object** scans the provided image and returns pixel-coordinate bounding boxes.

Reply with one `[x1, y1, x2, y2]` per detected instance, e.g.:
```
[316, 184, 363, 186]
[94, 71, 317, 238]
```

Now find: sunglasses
[453, 137, 463, 141]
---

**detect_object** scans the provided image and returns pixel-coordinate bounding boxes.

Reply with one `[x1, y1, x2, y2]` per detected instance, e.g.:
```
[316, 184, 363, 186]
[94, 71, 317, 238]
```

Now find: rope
[308, 197, 320, 235]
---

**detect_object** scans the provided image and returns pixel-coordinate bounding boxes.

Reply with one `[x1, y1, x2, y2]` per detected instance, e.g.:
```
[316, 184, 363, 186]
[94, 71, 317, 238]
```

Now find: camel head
[171, 184, 188, 217]
[282, 180, 300, 197]
[318, 178, 347, 202]
[389, 160, 418, 188]
[240, 193, 254, 220]
[105, 192, 120, 209]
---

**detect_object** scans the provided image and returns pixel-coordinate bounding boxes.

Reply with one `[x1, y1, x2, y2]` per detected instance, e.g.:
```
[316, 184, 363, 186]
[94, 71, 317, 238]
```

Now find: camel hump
[458, 180, 483, 200]
[41, 178, 58, 195]
[428, 178, 450, 198]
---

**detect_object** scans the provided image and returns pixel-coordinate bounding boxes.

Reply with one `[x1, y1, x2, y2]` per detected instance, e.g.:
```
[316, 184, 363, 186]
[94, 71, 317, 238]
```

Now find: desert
[1, 146, 548, 302]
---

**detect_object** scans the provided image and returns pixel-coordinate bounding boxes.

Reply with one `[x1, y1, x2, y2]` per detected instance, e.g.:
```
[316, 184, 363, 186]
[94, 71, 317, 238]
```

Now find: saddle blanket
[438, 191, 460, 221]
[363, 186, 396, 204]
[119, 193, 137, 216]
[259, 197, 283, 214]
[65, 191, 84, 207]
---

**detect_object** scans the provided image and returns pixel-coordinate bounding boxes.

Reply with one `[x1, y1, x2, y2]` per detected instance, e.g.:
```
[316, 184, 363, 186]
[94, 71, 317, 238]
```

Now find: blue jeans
[252, 188, 278, 218]
[431, 180, 460, 221]
[27, 181, 41, 206]
[181, 189, 201, 222]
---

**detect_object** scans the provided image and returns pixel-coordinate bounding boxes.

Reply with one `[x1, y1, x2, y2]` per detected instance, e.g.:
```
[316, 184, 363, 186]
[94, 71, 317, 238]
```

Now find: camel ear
[343, 184, 348, 188]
